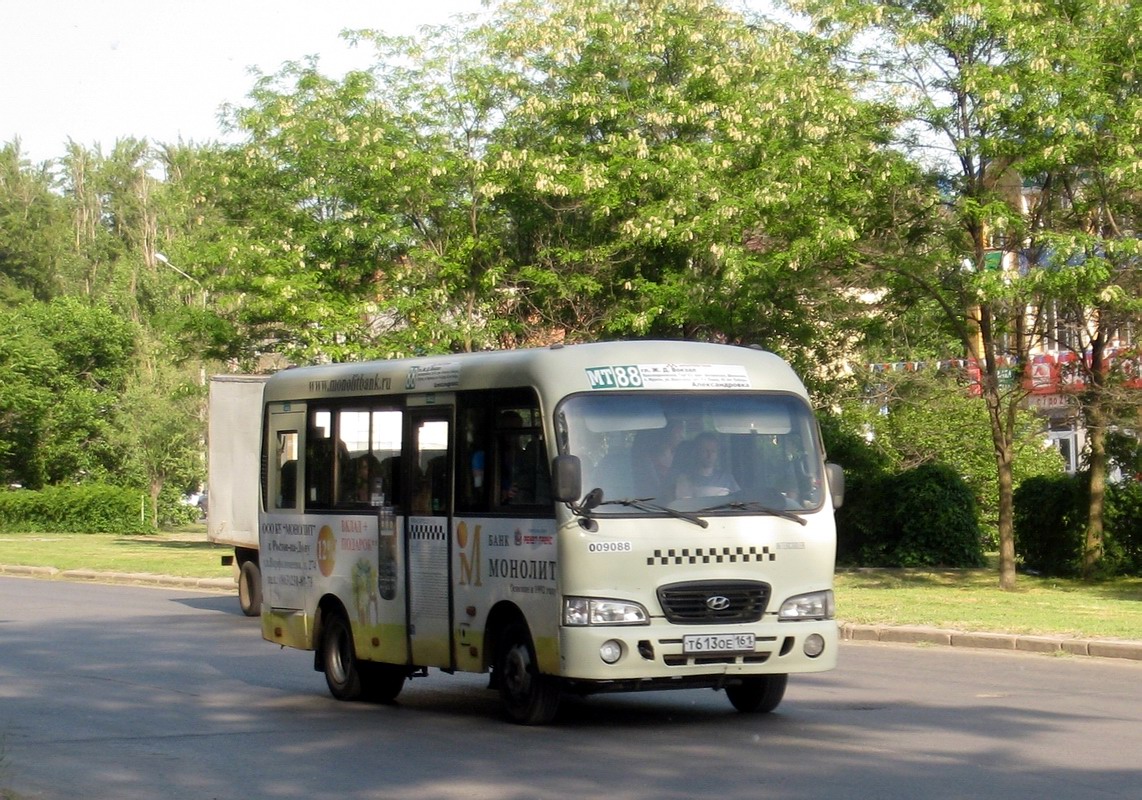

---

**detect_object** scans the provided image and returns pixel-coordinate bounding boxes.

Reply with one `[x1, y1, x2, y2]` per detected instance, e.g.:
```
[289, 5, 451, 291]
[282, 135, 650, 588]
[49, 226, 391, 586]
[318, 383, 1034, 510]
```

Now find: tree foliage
[787, 0, 1142, 585]
[835, 370, 1063, 542]
[0, 298, 137, 488]
[0, 0, 1137, 555]
[205, 0, 906, 370]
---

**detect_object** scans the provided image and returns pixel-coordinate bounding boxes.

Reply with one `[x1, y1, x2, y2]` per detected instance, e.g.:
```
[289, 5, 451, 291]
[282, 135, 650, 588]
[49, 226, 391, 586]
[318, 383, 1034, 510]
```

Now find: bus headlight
[778, 590, 835, 621]
[563, 597, 649, 626]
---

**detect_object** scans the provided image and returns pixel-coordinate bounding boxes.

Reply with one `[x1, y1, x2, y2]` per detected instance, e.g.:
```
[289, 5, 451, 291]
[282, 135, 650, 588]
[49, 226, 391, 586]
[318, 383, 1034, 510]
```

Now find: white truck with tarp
[207, 374, 269, 615]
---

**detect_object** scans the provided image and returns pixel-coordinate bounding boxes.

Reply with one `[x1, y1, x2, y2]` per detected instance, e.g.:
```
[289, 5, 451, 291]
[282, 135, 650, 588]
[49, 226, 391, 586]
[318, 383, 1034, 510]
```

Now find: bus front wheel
[495, 624, 560, 725]
[321, 613, 363, 701]
[725, 674, 787, 713]
[361, 662, 406, 704]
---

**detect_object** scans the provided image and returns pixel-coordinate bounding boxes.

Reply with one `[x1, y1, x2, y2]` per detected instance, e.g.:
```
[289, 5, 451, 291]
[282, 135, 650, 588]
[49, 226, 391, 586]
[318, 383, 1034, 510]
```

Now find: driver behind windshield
[675, 431, 740, 498]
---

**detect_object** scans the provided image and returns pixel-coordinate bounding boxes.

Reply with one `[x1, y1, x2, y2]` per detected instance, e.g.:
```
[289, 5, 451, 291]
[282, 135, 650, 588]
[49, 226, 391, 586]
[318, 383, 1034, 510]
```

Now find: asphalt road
[2, 576, 1140, 800]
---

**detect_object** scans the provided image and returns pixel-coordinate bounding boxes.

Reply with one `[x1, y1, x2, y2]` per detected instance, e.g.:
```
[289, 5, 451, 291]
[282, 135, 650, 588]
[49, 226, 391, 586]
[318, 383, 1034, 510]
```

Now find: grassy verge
[1, 530, 1140, 640]
[0, 526, 233, 580]
[835, 566, 1142, 640]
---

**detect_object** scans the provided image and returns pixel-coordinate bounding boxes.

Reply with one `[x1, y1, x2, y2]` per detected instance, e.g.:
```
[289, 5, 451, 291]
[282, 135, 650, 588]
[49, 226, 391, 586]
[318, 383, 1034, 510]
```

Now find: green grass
[1, 530, 1140, 640]
[836, 566, 1142, 640]
[0, 526, 233, 580]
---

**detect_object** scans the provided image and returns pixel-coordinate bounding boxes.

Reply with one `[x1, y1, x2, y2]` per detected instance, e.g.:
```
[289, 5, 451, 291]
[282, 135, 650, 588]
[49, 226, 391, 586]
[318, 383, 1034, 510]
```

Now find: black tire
[238, 559, 262, 617]
[321, 613, 364, 701]
[360, 662, 407, 704]
[725, 674, 788, 713]
[495, 623, 560, 725]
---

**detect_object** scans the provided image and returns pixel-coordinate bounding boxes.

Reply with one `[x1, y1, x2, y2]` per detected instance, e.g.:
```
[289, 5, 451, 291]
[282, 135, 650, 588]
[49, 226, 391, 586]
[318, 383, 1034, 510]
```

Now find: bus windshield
[557, 392, 825, 514]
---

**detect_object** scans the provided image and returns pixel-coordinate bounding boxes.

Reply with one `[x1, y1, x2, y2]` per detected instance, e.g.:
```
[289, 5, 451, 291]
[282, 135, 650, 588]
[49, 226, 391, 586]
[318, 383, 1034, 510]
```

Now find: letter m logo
[458, 523, 482, 587]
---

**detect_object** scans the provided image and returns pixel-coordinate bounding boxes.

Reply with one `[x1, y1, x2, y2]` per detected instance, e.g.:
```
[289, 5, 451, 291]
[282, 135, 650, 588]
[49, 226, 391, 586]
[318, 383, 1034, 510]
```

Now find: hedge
[1015, 475, 1142, 577]
[836, 462, 986, 568]
[0, 484, 151, 534]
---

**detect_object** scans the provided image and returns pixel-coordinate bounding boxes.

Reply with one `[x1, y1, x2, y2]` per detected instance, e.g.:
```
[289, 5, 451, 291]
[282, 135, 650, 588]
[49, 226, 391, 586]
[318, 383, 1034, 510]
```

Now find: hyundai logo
[706, 595, 731, 611]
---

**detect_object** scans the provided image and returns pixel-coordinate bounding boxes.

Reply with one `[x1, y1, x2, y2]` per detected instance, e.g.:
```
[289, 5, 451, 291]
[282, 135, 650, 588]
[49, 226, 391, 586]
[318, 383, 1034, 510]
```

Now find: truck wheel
[321, 614, 363, 701]
[495, 623, 560, 724]
[725, 674, 787, 713]
[238, 560, 262, 617]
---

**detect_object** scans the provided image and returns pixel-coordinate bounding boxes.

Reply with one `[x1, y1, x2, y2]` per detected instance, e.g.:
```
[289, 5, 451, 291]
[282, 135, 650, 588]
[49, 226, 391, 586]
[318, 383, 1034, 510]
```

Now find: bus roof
[262, 340, 810, 407]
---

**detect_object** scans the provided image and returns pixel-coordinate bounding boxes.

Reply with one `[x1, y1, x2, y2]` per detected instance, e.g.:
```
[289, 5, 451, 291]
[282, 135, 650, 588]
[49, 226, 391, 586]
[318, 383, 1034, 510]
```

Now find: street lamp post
[155, 251, 208, 388]
[155, 252, 207, 308]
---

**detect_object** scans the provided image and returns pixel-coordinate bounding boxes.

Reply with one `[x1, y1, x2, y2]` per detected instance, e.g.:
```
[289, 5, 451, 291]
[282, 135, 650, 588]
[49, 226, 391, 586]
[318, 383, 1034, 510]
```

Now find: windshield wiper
[697, 500, 807, 526]
[597, 497, 709, 529]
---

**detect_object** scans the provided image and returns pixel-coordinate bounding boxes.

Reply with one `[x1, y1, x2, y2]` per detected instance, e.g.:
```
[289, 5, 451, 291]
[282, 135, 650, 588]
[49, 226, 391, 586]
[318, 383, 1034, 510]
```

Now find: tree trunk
[984, 385, 1018, 590]
[1082, 339, 1109, 579]
[149, 478, 162, 530]
[977, 302, 1018, 590]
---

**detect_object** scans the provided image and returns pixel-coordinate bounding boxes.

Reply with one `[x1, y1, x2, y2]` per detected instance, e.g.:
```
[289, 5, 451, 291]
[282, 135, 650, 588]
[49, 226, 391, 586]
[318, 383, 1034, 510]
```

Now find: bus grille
[657, 580, 769, 624]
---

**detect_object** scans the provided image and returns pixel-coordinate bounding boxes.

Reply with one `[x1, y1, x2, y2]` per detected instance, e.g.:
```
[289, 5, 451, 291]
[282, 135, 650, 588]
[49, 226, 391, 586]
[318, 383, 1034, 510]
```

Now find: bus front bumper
[557, 619, 838, 686]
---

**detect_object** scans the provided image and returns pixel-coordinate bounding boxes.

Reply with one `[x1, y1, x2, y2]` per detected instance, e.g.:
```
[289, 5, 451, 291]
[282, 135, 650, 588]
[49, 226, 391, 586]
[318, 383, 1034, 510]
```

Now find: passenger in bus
[497, 411, 527, 504]
[516, 435, 552, 506]
[307, 428, 350, 507]
[346, 454, 382, 505]
[675, 431, 740, 498]
[632, 429, 676, 500]
[278, 460, 297, 508]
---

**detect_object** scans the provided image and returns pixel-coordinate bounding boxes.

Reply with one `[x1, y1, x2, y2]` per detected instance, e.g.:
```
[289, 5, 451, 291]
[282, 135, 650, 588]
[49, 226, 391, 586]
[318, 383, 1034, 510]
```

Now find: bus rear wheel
[725, 674, 787, 713]
[495, 623, 560, 725]
[321, 613, 364, 701]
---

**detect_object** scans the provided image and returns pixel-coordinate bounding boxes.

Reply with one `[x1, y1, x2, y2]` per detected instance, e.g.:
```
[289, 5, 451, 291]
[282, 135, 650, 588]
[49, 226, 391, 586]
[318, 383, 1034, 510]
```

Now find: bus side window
[457, 404, 492, 512]
[276, 431, 298, 510]
[306, 409, 347, 509]
[456, 390, 552, 514]
[520, 433, 552, 506]
[371, 409, 403, 509]
[497, 408, 551, 508]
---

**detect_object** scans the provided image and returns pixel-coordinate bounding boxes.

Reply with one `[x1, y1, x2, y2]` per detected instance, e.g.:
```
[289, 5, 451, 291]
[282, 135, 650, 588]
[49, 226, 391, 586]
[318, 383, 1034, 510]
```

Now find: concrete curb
[3, 565, 1140, 663]
[840, 622, 1142, 662]
[0, 563, 235, 592]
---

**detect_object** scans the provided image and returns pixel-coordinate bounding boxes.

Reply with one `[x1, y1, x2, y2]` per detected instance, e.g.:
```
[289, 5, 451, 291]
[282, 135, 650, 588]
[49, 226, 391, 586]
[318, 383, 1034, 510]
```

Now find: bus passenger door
[262, 406, 306, 613]
[405, 407, 454, 669]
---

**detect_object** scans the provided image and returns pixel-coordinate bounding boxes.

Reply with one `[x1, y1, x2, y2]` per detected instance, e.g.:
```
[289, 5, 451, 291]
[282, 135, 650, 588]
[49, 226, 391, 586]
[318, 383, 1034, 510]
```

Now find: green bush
[1014, 475, 1142, 577]
[1104, 480, 1142, 576]
[837, 462, 985, 568]
[893, 464, 986, 567]
[819, 383, 1063, 553]
[0, 484, 150, 533]
[1013, 474, 1087, 577]
[158, 484, 201, 527]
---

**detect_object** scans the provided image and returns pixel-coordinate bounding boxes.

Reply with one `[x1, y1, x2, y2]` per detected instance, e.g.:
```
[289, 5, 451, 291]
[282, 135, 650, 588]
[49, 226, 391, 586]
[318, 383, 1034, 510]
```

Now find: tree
[0, 298, 137, 488]
[58, 139, 170, 319]
[842, 368, 1064, 539]
[113, 344, 205, 528]
[213, 43, 516, 362]
[477, 0, 905, 373]
[787, 0, 1141, 587]
[202, 0, 905, 374]
[1003, 0, 1142, 578]
[0, 140, 71, 304]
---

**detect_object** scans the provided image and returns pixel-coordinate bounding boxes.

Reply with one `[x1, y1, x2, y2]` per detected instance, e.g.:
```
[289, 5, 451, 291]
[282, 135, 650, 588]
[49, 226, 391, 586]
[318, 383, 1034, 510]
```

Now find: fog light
[600, 639, 623, 664]
[803, 633, 825, 658]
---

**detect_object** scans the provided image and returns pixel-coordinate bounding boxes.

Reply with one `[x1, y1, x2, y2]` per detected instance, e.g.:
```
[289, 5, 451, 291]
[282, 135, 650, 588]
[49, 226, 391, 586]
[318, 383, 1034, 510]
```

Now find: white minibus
[258, 340, 843, 723]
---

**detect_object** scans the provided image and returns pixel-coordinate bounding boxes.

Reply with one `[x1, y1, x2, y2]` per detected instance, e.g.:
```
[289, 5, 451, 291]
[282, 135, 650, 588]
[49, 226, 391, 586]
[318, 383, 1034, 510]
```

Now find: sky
[0, 0, 481, 165]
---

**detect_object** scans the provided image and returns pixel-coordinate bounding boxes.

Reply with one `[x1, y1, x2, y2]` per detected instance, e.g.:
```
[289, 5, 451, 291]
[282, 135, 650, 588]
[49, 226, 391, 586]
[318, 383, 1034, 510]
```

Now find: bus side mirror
[825, 463, 845, 509]
[552, 455, 582, 504]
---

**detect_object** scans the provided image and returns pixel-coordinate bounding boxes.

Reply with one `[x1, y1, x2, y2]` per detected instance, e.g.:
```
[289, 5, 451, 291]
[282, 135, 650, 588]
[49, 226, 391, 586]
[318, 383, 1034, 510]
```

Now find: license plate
[682, 632, 755, 654]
